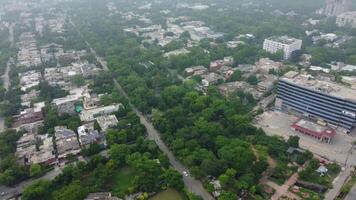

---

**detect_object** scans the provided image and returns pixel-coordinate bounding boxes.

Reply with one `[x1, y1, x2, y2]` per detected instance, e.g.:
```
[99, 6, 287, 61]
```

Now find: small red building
[291, 119, 336, 143]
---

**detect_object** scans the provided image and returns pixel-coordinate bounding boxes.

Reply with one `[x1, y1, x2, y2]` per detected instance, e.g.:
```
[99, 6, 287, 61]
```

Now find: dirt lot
[255, 111, 356, 166]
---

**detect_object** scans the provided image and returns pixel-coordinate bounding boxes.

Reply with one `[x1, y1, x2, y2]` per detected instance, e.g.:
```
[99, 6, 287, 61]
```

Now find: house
[255, 58, 283, 74]
[96, 115, 119, 131]
[201, 73, 222, 87]
[84, 192, 121, 200]
[16, 133, 56, 166]
[12, 102, 45, 128]
[80, 104, 123, 122]
[184, 65, 208, 76]
[53, 95, 80, 114]
[77, 123, 101, 147]
[54, 126, 81, 159]
[31, 134, 57, 166]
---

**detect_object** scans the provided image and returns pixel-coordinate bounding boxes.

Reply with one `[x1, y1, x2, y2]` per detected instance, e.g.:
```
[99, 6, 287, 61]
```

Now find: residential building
[337, 11, 356, 28]
[54, 126, 81, 159]
[184, 66, 208, 76]
[201, 73, 222, 87]
[77, 123, 101, 147]
[276, 71, 356, 132]
[31, 135, 57, 166]
[53, 95, 80, 114]
[263, 36, 302, 59]
[85, 192, 121, 200]
[19, 70, 41, 92]
[324, 0, 351, 17]
[80, 104, 122, 122]
[96, 115, 118, 131]
[255, 58, 283, 74]
[12, 102, 45, 128]
[16, 133, 56, 166]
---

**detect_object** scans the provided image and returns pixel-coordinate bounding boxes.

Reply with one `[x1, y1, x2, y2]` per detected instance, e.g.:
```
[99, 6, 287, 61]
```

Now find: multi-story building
[325, 0, 351, 17]
[336, 11, 356, 28]
[276, 71, 356, 133]
[263, 36, 302, 59]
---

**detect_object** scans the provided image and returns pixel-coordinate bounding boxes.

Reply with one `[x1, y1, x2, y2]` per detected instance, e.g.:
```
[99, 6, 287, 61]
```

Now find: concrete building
[263, 36, 302, 59]
[16, 133, 56, 166]
[80, 104, 122, 122]
[276, 71, 356, 132]
[96, 115, 118, 131]
[85, 192, 121, 200]
[336, 11, 356, 28]
[54, 126, 81, 159]
[324, 0, 351, 17]
[291, 119, 336, 143]
[12, 102, 45, 128]
[77, 123, 101, 147]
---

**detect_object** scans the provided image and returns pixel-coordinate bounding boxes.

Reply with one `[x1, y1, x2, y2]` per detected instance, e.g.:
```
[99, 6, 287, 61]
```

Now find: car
[183, 171, 188, 177]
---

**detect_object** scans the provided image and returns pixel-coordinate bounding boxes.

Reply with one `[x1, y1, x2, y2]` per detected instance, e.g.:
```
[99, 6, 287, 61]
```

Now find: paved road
[70, 18, 213, 199]
[94, 49, 214, 200]
[325, 165, 353, 200]
[345, 183, 356, 200]
[0, 167, 63, 199]
[2, 59, 11, 91]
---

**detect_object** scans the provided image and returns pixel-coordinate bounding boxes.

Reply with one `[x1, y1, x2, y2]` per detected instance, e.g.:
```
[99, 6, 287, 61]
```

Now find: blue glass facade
[277, 79, 356, 131]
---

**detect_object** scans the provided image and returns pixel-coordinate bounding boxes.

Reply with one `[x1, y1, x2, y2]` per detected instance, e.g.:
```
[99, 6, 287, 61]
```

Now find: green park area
[149, 188, 183, 200]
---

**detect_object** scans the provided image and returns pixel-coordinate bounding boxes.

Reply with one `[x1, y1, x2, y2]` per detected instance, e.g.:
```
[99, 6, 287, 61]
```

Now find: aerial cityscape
[0, 0, 355, 200]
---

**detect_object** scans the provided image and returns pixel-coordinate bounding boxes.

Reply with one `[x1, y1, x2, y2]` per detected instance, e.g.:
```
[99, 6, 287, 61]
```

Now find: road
[69, 16, 213, 199]
[0, 23, 14, 133]
[345, 183, 356, 200]
[325, 165, 353, 200]
[92, 48, 214, 200]
[0, 166, 63, 199]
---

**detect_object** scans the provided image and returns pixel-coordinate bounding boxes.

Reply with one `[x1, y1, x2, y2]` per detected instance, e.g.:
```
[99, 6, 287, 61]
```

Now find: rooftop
[280, 72, 356, 102]
[267, 35, 301, 45]
[292, 119, 336, 138]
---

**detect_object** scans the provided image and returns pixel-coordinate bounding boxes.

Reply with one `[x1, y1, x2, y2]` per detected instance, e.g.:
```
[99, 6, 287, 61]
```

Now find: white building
[263, 36, 302, 59]
[336, 11, 356, 28]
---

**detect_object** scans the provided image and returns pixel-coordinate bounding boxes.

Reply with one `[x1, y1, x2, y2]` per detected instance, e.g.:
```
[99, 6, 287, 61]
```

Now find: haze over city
[0, 0, 355, 200]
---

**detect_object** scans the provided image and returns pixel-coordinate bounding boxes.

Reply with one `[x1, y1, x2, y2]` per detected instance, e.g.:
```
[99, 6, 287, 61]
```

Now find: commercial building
[263, 36, 302, 59]
[324, 0, 351, 17]
[336, 11, 356, 28]
[276, 71, 356, 132]
[291, 119, 336, 143]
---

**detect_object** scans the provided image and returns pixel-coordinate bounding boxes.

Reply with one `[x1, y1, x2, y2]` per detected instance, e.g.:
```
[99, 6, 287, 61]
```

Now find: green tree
[30, 164, 42, 177]
[109, 144, 130, 166]
[52, 181, 88, 200]
[218, 191, 237, 200]
[164, 168, 184, 190]
[70, 75, 85, 87]
[22, 180, 51, 200]
[287, 135, 300, 148]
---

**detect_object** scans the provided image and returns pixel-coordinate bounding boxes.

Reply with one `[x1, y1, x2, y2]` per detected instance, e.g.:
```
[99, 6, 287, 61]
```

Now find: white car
[183, 171, 188, 177]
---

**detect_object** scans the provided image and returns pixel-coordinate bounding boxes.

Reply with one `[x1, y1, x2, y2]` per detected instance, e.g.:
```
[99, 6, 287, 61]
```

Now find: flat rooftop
[267, 35, 301, 45]
[280, 72, 356, 102]
[292, 119, 336, 138]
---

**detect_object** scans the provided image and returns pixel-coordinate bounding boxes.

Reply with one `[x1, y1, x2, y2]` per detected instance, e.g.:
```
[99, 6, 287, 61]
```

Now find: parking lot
[255, 111, 356, 166]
